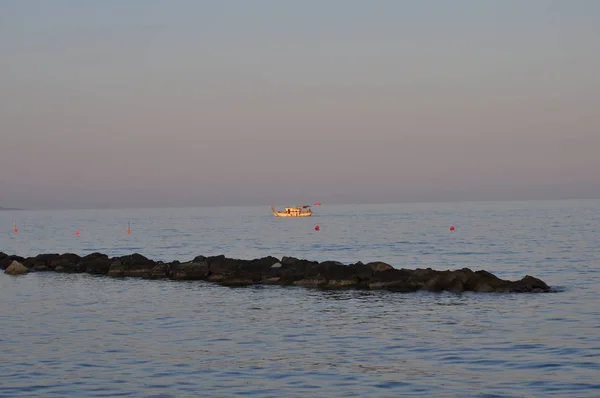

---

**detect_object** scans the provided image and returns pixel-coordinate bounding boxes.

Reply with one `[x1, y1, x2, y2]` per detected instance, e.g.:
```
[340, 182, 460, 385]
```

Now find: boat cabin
[284, 207, 303, 216]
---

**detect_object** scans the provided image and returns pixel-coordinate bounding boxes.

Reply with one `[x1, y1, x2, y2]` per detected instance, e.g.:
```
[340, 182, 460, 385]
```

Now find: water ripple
[1, 201, 600, 397]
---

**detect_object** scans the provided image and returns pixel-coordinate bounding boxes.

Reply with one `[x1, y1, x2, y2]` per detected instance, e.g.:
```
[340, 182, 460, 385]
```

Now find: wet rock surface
[0, 251, 551, 293]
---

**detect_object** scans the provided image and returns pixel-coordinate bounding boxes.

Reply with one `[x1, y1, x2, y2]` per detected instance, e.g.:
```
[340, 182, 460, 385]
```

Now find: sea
[1, 200, 599, 397]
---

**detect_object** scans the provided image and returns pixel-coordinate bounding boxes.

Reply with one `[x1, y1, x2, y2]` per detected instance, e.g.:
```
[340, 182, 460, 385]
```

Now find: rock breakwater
[0, 251, 551, 293]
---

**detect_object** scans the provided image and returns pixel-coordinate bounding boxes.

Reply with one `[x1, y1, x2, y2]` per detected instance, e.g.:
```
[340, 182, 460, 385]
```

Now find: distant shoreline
[1, 197, 599, 211]
[0, 197, 600, 211]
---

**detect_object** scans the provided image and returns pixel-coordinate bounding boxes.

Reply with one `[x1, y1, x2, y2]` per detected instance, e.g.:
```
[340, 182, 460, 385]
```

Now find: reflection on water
[1, 271, 598, 397]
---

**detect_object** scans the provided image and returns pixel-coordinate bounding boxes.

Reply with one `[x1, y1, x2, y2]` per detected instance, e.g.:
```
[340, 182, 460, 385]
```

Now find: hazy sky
[1, 0, 599, 209]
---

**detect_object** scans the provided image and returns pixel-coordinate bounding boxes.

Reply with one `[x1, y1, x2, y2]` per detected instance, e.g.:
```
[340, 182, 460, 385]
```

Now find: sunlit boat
[270, 205, 313, 217]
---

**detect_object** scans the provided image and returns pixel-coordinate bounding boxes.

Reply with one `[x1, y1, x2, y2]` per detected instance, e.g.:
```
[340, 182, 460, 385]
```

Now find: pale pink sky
[1, 1, 599, 209]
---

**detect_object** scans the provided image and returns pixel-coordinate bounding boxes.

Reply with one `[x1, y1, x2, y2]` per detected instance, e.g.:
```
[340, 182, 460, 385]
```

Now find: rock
[170, 260, 209, 280]
[319, 261, 364, 288]
[191, 255, 206, 263]
[51, 253, 82, 272]
[206, 255, 279, 285]
[108, 253, 155, 277]
[23, 253, 64, 271]
[0, 251, 553, 294]
[507, 275, 550, 293]
[146, 263, 171, 279]
[81, 253, 111, 274]
[368, 269, 419, 292]
[366, 261, 394, 272]
[277, 258, 319, 285]
[5, 260, 29, 275]
[281, 256, 299, 265]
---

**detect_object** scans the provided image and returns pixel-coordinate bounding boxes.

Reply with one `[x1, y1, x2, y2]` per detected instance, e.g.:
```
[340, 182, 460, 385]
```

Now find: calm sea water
[1, 200, 599, 397]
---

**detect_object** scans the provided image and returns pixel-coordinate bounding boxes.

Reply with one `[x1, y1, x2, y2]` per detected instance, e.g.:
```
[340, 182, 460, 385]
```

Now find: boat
[270, 205, 313, 217]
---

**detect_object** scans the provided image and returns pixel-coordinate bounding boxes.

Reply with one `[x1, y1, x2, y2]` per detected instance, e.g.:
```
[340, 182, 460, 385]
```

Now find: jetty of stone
[1, 251, 550, 293]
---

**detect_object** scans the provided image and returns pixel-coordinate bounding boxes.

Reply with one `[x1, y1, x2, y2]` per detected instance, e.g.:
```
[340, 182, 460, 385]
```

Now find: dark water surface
[1, 201, 599, 397]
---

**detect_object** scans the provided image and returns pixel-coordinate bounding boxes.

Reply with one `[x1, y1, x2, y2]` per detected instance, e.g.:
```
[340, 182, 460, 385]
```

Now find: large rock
[504, 275, 550, 293]
[51, 253, 82, 272]
[206, 255, 279, 286]
[368, 268, 421, 292]
[108, 253, 155, 277]
[366, 261, 394, 272]
[5, 260, 29, 275]
[276, 257, 320, 285]
[170, 260, 210, 280]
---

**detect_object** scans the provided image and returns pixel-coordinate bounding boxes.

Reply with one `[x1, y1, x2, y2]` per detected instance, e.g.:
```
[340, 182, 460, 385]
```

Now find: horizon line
[3, 196, 600, 211]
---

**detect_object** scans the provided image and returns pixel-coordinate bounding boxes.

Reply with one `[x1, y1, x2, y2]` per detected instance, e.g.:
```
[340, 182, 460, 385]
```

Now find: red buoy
[450, 225, 455, 231]
[314, 225, 320, 231]
[75, 230, 80, 235]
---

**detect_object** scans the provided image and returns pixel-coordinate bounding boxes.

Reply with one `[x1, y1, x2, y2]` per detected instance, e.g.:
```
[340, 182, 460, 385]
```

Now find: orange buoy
[13, 221, 18, 233]
[127, 221, 131, 234]
[75, 230, 80, 235]
[314, 225, 320, 231]
[450, 225, 455, 231]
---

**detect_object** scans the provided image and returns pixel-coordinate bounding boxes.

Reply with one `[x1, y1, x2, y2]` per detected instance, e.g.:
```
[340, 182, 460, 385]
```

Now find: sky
[1, 0, 599, 209]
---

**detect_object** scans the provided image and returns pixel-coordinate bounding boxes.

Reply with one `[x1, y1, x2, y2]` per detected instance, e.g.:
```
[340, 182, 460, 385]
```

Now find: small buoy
[127, 229, 131, 234]
[314, 202, 321, 206]
[315, 225, 320, 231]
[450, 225, 455, 231]
[75, 230, 80, 235]
[13, 221, 18, 233]
[127, 221, 131, 234]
